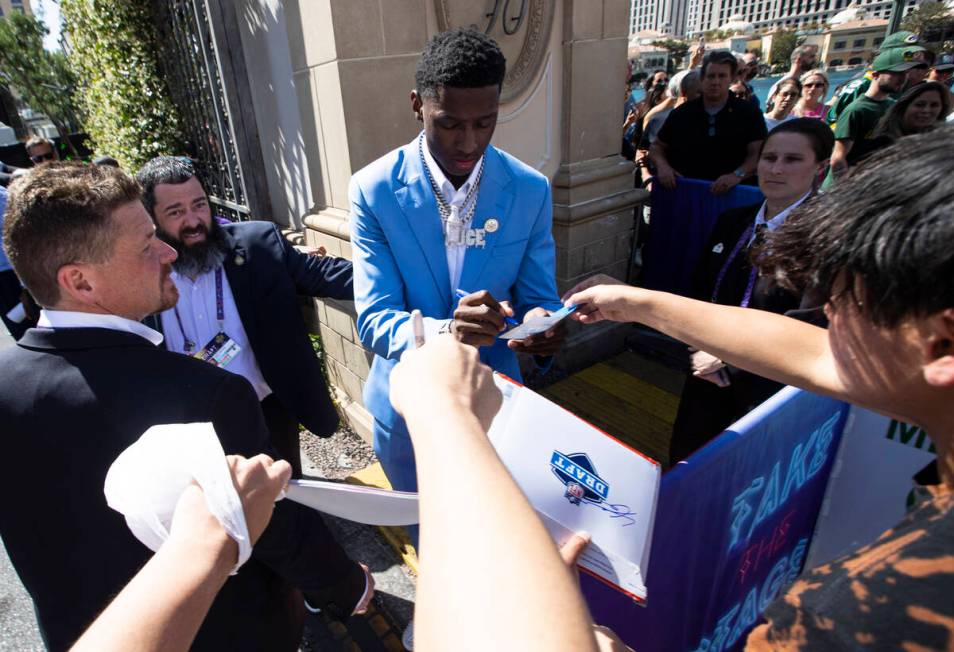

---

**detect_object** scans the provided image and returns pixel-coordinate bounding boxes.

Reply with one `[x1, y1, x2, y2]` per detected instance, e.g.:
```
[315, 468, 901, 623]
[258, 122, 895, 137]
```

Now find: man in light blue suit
[350, 28, 566, 497]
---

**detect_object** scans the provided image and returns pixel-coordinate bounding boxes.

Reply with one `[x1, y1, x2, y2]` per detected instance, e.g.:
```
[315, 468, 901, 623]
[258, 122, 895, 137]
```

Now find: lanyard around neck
[173, 267, 224, 353]
[711, 222, 761, 309]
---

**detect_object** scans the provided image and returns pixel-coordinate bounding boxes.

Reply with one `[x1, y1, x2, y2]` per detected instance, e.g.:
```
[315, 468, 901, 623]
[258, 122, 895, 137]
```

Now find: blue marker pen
[454, 288, 519, 327]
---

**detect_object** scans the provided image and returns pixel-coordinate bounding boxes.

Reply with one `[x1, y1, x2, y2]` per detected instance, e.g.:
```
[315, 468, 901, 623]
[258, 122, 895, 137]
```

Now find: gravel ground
[300, 425, 378, 481]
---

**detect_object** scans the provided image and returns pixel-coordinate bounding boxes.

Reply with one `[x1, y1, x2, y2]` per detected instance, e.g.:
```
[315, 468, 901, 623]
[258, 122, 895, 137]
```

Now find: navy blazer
[0, 327, 364, 651]
[147, 221, 354, 436]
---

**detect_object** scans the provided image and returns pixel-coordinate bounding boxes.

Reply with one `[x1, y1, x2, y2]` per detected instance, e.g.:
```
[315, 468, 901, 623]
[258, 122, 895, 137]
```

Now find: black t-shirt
[657, 96, 768, 181]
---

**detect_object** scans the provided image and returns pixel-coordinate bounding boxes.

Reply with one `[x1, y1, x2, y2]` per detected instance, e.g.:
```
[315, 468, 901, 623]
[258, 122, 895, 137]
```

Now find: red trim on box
[579, 565, 646, 605]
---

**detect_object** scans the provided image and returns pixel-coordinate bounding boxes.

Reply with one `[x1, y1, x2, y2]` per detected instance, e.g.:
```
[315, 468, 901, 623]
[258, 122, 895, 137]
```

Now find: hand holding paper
[503, 305, 573, 355]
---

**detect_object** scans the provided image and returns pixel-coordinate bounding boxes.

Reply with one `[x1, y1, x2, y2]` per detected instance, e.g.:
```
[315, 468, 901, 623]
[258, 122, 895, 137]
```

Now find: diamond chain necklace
[418, 133, 484, 244]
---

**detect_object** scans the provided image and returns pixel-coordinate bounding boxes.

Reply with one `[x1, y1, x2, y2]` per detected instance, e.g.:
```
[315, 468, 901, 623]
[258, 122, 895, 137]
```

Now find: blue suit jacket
[350, 137, 562, 429]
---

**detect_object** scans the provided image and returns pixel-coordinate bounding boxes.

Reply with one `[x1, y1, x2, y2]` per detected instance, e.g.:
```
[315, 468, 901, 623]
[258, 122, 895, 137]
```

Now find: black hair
[135, 156, 199, 218]
[92, 155, 120, 168]
[642, 69, 668, 92]
[701, 50, 739, 78]
[415, 27, 506, 99]
[759, 124, 954, 327]
[763, 117, 835, 162]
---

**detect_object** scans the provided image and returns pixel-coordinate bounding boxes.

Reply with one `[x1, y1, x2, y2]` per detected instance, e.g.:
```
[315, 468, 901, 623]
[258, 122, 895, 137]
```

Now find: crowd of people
[0, 24, 951, 652]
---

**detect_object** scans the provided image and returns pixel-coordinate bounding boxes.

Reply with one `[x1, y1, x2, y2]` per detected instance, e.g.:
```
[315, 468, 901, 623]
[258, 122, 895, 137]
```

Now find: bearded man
[137, 157, 354, 478]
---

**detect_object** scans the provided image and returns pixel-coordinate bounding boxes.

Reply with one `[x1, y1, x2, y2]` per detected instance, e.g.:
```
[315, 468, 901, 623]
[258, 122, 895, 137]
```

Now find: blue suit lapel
[393, 141, 452, 306]
[458, 147, 515, 294]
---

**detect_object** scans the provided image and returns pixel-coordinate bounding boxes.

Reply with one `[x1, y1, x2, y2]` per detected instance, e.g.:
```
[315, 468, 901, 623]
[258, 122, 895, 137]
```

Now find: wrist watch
[733, 167, 747, 179]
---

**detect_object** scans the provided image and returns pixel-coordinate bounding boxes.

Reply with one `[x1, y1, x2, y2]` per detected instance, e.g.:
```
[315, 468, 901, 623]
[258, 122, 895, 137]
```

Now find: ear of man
[55, 264, 98, 310]
[410, 90, 424, 121]
[922, 309, 954, 387]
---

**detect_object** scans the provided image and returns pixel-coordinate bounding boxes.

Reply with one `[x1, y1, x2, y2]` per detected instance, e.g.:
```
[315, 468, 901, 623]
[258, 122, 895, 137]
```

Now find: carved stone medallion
[434, 0, 555, 103]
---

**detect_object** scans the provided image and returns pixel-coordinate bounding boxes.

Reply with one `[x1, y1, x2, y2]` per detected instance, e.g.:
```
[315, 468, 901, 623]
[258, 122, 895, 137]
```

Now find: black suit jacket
[147, 221, 353, 436]
[0, 327, 364, 651]
[690, 203, 799, 314]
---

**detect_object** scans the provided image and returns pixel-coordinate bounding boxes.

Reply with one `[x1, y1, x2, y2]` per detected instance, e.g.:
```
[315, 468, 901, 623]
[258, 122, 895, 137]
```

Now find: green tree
[0, 12, 81, 156]
[60, 0, 183, 170]
[770, 30, 799, 68]
[651, 39, 690, 73]
[901, 1, 954, 41]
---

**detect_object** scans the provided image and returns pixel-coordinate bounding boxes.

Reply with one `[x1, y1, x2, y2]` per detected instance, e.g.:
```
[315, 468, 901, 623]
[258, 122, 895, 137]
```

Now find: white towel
[103, 422, 252, 574]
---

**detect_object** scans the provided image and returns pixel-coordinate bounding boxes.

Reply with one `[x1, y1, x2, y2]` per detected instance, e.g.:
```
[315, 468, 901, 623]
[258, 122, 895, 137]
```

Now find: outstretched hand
[562, 275, 636, 325]
[390, 335, 502, 433]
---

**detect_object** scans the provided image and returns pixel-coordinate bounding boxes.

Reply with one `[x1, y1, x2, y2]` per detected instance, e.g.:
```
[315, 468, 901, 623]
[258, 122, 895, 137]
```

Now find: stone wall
[282, 0, 646, 441]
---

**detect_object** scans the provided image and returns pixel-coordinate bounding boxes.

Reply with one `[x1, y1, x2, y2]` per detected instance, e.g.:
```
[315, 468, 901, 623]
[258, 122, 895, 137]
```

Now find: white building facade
[629, 0, 690, 37]
[681, 0, 926, 37]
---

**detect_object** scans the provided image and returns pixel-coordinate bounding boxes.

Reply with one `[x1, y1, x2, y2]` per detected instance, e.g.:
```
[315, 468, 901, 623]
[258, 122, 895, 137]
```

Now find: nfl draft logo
[550, 451, 609, 506]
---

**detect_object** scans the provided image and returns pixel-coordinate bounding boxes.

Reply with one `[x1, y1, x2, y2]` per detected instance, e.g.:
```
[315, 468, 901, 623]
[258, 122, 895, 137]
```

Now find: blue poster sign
[581, 387, 849, 652]
[641, 178, 764, 297]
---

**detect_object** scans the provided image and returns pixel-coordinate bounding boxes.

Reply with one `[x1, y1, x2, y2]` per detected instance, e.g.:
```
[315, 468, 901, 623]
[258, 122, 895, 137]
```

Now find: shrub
[60, 0, 183, 170]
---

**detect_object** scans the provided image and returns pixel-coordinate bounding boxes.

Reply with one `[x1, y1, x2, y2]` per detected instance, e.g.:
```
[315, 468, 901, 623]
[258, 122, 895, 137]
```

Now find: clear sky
[35, 0, 62, 51]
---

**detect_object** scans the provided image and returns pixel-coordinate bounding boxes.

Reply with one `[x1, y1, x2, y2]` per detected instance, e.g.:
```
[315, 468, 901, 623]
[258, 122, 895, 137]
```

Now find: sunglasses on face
[30, 151, 55, 163]
[804, 82, 825, 88]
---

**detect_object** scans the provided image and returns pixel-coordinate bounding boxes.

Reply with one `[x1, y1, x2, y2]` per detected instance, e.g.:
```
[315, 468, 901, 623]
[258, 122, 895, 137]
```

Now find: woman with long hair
[792, 69, 829, 119]
[871, 81, 951, 144]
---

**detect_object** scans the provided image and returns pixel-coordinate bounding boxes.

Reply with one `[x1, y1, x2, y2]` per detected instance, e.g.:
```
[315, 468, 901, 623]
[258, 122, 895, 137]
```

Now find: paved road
[0, 325, 414, 651]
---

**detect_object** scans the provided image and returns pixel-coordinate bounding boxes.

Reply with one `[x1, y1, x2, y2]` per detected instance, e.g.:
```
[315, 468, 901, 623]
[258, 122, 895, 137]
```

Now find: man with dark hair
[565, 125, 954, 650]
[25, 135, 58, 166]
[350, 26, 566, 500]
[650, 49, 767, 194]
[0, 162, 371, 651]
[136, 156, 353, 478]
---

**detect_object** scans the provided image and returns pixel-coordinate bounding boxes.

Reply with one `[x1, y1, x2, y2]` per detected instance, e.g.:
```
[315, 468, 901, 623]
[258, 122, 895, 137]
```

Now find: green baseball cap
[880, 30, 924, 52]
[872, 47, 919, 72]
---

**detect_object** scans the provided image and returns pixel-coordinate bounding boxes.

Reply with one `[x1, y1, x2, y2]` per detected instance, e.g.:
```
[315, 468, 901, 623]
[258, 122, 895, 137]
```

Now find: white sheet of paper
[284, 479, 419, 526]
[488, 375, 660, 603]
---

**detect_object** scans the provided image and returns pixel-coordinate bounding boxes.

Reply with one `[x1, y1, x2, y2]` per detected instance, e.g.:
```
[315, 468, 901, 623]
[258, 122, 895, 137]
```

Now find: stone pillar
[283, 0, 646, 440]
[552, 0, 648, 372]
[284, 0, 429, 442]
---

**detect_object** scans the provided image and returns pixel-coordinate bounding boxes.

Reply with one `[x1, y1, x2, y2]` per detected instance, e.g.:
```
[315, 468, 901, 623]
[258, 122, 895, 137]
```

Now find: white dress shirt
[420, 136, 484, 293]
[38, 309, 164, 345]
[160, 267, 272, 401]
[750, 191, 811, 245]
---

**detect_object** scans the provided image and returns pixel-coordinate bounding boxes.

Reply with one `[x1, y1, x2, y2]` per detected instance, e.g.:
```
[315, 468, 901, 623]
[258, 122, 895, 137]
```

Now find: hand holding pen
[450, 288, 515, 348]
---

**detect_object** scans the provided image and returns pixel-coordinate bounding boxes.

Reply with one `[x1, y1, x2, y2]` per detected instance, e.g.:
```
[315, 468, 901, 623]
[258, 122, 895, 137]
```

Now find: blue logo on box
[551, 451, 610, 505]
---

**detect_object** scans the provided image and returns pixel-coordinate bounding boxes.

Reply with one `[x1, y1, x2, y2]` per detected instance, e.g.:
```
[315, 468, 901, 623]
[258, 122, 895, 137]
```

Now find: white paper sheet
[489, 376, 660, 603]
[284, 479, 419, 526]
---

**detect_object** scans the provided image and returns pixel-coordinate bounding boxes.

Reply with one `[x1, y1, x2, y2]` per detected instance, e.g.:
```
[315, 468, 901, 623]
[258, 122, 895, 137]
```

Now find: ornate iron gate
[152, 0, 270, 222]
